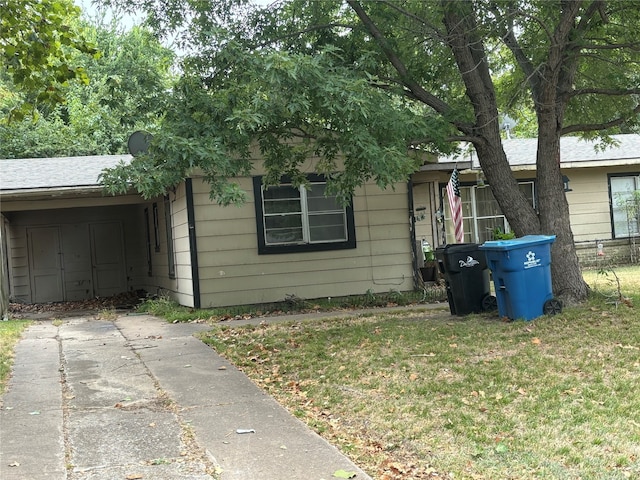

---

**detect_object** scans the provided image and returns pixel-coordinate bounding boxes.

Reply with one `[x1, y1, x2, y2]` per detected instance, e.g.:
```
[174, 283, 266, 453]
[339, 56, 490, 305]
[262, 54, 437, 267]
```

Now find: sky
[75, 0, 142, 30]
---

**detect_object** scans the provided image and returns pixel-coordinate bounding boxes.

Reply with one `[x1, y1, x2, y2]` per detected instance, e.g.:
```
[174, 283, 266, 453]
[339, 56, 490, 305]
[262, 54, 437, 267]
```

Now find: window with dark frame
[164, 196, 176, 278]
[253, 175, 356, 254]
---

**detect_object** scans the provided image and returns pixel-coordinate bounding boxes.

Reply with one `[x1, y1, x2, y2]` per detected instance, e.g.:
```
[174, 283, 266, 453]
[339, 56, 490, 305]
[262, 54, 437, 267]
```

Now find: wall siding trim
[185, 178, 201, 309]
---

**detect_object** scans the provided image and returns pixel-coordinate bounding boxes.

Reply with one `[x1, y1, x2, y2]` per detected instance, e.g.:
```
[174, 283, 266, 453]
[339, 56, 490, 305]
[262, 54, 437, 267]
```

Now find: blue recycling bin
[480, 235, 562, 321]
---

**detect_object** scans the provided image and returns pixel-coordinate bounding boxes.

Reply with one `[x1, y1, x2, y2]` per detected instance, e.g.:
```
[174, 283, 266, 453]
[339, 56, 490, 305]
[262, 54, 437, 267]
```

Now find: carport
[1, 155, 150, 303]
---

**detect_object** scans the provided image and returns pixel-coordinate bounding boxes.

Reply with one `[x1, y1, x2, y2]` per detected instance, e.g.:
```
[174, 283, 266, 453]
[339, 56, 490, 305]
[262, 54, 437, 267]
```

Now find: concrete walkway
[0, 307, 442, 480]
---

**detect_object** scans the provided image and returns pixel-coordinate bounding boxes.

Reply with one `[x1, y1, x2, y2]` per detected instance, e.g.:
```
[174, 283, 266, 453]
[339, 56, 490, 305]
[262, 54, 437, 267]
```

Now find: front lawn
[199, 268, 640, 479]
[0, 320, 30, 395]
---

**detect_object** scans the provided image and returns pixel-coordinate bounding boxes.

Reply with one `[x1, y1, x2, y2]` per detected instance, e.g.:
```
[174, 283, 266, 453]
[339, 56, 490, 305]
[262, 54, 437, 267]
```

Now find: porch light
[563, 175, 572, 192]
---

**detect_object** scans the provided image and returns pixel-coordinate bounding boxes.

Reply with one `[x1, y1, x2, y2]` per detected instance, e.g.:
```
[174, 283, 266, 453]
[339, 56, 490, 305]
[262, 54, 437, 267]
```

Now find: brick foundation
[575, 238, 640, 267]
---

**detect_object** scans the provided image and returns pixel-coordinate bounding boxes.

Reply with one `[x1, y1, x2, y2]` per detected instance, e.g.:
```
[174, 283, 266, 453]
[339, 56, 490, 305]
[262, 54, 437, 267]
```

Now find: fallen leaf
[218, 366, 227, 370]
[449, 343, 458, 348]
[333, 469, 357, 479]
[517, 388, 527, 396]
[126, 474, 143, 480]
[409, 373, 419, 381]
[531, 337, 542, 345]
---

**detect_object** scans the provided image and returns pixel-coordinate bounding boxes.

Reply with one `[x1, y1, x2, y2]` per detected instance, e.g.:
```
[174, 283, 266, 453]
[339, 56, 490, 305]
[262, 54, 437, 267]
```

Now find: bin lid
[480, 235, 556, 251]
[435, 243, 480, 254]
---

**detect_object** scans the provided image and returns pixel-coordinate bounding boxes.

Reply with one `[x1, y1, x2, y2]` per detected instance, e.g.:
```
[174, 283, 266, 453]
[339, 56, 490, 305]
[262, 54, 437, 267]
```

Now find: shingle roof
[439, 133, 640, 168]
[0, 154, 132, 191]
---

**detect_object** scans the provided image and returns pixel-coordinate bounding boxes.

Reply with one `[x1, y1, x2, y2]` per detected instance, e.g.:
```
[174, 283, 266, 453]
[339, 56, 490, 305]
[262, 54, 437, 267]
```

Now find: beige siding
[190, 176, 413, 308]
[565, 167, 613, 242]
[413, 165, 640, 244]
[138, 184, 195, 307]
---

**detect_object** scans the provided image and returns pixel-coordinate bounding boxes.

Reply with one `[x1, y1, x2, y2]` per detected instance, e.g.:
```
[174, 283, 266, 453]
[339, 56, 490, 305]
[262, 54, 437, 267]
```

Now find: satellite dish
[500, 114, 517, 131]
[500, 115, 517, 139]
[127, 131, 153, 156]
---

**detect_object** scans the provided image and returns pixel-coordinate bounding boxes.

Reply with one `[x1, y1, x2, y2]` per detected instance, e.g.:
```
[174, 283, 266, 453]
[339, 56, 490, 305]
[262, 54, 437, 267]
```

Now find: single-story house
[0, 154, 415, 307]
[2, 133, 638, 308]
[412, 133, 640, 267]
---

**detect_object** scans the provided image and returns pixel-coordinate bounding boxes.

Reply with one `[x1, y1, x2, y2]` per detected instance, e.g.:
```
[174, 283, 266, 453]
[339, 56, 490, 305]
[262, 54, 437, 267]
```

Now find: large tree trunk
[440, 2, 540, 236]
[442, 0, 589, 304]
[536, 114, 590, 303]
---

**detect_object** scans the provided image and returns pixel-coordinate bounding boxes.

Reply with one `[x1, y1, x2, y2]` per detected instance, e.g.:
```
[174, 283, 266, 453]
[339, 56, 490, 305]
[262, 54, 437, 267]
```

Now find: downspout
[407, 179, 422, 290]
[185, 179, 201, 309]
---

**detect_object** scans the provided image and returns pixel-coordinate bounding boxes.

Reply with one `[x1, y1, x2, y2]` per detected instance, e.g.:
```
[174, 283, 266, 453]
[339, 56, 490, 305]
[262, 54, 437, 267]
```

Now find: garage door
[27, 222, 127, 302]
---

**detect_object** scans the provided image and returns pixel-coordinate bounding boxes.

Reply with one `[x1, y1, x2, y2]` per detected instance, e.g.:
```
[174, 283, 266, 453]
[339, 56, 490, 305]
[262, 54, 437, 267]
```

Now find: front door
[28, 227, 64, 303]
[90, 222, 127, 297]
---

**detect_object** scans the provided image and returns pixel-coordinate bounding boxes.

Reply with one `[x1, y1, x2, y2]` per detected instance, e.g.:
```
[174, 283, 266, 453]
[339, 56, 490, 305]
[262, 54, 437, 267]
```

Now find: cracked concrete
[1, 314, 374, 480]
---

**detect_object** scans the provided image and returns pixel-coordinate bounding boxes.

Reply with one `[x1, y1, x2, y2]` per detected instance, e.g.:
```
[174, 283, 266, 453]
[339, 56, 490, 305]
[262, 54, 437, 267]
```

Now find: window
[609, 174, 640, 238]
[164, 196, 176, 278]
[442, 182, 535, 243]
[253, 175, 356, 254]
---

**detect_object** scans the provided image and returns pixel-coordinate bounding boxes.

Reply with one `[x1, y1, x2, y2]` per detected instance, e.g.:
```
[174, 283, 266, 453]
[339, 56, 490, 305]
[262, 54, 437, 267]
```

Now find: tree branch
[490, 4, 542, 102]
[561, 102, 640, 134]
[378, 0, 446, 41]
[569, 87, 640, 98]
[345, 1, 456, 121]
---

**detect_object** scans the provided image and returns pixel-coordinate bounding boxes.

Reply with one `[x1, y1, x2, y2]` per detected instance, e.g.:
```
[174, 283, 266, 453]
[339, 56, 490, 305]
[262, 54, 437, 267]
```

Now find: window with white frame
[609, 174, 640, 238]
[442, 182, 535, 243]
[253, 175, 356, 254]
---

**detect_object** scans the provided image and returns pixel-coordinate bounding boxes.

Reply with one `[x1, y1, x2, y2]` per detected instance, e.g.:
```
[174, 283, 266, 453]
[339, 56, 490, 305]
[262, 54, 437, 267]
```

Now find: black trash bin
[435, 243, 496, 316]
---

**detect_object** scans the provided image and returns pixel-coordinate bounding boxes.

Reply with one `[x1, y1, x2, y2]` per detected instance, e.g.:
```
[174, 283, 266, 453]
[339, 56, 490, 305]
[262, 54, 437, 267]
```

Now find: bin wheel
[543, 298, 563, 316]
[481, 294, 498, 312]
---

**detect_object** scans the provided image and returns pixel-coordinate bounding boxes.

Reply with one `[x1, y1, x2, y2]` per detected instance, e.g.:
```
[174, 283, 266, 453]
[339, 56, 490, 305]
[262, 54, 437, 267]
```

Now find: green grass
[0, 320, 30, 395]
[198, 267, 640, 480]
[136, 288, 446, 323]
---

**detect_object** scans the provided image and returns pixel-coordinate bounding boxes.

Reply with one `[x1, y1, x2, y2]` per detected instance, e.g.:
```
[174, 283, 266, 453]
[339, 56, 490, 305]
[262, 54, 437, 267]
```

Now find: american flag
[446, 169, 464, 243]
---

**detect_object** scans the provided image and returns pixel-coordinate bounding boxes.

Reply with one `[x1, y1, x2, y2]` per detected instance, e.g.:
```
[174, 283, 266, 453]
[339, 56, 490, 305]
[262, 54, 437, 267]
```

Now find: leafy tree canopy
[101, 0, 640, 204]
[0, 23, 175, 158]
[0, 0, 100, 119]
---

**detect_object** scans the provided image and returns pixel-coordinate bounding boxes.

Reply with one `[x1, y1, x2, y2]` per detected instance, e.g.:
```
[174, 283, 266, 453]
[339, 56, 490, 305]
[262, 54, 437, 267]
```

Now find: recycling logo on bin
[459, 256, 480, 268]
[523, 250, 541, 269]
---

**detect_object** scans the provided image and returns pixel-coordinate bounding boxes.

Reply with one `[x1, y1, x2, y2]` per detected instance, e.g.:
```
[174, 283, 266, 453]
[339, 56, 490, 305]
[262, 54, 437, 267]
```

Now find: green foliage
[0, 24, 174, 158]
[101, 44, 448, 203]
[0, 0, 99, 118]
[491, 227, 516, 240]
[138, 289, 438, 324]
